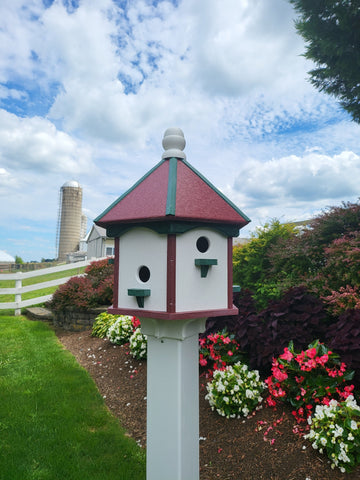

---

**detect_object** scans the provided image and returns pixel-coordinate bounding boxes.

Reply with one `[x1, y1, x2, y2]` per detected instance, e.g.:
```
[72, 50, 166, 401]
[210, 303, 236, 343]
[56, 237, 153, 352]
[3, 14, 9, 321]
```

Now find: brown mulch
[56, 328, 360, 480]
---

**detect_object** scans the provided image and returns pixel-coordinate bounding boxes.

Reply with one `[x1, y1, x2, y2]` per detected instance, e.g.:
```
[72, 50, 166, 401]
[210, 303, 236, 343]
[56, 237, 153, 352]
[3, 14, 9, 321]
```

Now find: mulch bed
[56, 328, 360, 480]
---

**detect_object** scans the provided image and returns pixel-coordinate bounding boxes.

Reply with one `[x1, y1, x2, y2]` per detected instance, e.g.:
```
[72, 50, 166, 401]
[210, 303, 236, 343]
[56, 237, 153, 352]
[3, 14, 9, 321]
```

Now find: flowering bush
[322, 285, 360, 316]
[205, 362, 266, 418]
[265, 340, 355, 424]
[106, 315, 139, 345]
[305, 395, 360, 472]
[199, 330, 243, 376]
[129, 328, 147, 360]
[92, 312, 118, 338]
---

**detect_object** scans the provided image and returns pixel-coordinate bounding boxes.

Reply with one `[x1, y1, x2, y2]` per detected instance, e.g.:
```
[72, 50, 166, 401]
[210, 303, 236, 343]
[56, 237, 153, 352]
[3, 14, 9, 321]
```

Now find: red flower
[279, 347, 293, 362]
[306, 347, 317, 359]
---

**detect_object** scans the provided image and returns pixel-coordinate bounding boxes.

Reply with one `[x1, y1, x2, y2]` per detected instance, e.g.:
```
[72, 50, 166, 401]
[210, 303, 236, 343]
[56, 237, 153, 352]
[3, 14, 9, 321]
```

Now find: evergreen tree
[289, 0, 360, 122]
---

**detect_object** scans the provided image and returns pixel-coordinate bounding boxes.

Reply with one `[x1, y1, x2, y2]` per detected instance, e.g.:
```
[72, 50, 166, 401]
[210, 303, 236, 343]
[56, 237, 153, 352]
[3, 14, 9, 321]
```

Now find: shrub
[233, 220, 297, 309]
[92, 312, 118, 338]
[265, 340, 355, 425]
[246, 287, 329, 373]
[129, 328, 147, 360]
[106, 315, 137, 345]
[326, 309, 360, 386]
[48, 259, 114, 312]
[85, 258, 114, 286]
[205, 362, 266, 418]
[206, 287, 330, 375]
[305, 396, 360, 473]
[269, 201, 360, 294]
[322, 285, 360, 316]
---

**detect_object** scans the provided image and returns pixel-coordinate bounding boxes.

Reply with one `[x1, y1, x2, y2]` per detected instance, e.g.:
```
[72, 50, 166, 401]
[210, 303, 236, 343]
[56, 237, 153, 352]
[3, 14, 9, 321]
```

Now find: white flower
[350, 420, 358, 430]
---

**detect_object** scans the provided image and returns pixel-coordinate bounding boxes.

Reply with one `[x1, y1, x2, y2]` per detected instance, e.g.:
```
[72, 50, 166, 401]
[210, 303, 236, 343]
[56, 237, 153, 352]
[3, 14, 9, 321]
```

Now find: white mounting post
[140, 317, 206, 480]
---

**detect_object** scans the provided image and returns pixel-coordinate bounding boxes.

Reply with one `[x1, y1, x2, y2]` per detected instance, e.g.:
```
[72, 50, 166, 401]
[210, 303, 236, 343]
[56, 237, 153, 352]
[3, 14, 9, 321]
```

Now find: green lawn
[0, 315, 145, 480]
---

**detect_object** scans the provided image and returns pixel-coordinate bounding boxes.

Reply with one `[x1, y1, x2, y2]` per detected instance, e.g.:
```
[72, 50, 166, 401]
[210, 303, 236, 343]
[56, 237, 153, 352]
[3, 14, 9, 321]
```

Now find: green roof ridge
[165, 157, 177, 216]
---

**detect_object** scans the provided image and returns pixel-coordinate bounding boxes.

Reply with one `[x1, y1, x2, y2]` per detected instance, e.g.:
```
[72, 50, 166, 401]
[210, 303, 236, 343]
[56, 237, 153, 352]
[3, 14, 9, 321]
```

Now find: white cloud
[232, 150, 360, 224]
[0, 109, 94, 174]
[1, 0, 360, 260]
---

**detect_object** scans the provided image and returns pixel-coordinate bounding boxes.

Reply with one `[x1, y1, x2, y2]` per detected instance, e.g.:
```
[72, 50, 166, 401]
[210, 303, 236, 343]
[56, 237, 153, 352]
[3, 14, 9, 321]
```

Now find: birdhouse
[95, 128, 250, 320]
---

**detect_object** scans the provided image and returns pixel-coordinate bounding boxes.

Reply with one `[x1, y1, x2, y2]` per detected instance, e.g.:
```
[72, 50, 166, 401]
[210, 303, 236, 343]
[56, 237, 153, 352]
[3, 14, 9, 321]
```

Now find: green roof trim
[94, 158, 167, 223]
[105, 221, 241, 238]
[166, 157, 177, 216]
[181, 158, 251, 223]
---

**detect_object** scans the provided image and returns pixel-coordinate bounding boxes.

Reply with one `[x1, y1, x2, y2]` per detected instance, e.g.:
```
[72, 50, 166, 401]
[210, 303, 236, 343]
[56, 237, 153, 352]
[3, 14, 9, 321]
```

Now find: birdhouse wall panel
[118, 228, 167, 311]
[175, 228, 228, 312]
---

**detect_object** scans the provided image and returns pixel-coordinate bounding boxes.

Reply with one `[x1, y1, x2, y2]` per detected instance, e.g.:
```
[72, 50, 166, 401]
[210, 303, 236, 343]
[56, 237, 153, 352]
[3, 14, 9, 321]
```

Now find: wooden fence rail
[0, 259, 101, 316]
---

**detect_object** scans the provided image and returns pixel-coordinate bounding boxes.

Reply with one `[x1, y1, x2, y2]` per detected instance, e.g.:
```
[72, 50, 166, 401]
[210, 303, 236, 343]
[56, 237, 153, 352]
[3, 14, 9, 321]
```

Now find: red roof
[95, 157, 250, 230]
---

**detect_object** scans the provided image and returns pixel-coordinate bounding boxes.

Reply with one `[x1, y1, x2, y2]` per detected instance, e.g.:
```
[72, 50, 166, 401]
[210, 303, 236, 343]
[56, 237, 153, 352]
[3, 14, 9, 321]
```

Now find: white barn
[86, 224, 114, 259]
[0, 250, 15, 270]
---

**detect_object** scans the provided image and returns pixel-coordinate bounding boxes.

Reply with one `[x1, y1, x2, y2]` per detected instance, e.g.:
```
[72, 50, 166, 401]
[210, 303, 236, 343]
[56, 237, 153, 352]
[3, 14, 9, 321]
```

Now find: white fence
[0, 259, 98, 316]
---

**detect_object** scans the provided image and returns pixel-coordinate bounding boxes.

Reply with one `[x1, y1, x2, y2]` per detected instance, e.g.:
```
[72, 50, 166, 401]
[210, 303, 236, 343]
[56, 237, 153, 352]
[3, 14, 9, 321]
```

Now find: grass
[0, 315, 145, 480]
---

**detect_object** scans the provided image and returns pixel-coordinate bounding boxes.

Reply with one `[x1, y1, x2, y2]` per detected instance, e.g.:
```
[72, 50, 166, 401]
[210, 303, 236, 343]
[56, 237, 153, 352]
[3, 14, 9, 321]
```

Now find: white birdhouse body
[176, 228, 228, 312]
[118, 227, 168, 312]
[95, 128, 250, 320]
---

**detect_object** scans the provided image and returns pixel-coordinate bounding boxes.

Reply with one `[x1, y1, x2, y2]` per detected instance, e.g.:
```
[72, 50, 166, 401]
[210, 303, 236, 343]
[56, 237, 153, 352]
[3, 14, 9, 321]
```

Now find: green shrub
[92, 312, 118, 338]
[233, 219, 297, 309]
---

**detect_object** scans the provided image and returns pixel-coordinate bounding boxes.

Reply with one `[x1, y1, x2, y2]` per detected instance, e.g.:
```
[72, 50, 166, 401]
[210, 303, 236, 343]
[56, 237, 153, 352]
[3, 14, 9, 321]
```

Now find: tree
[15, 255, 24, 264]
[233, 219, 297, 308]
[289, 0, 360, 122]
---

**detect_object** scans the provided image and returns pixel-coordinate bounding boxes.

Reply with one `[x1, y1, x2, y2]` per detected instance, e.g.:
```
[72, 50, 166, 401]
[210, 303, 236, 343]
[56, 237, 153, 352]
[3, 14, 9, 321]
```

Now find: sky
[1, 0, 360, 262]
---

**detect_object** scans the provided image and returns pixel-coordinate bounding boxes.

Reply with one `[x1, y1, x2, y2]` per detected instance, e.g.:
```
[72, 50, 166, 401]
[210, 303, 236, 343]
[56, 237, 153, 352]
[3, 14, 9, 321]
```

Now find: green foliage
[233, 219, 297, 308]
[0, 316, 145, 479]
[289, 0, 360, 123]
[268, 201, 360, 295]
[92, 312, 118, 338]
[15, 255, 23, 264]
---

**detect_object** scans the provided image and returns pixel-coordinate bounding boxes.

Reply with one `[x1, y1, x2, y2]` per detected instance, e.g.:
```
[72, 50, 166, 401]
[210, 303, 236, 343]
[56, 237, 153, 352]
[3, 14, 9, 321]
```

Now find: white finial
[162, 127, 186, 159]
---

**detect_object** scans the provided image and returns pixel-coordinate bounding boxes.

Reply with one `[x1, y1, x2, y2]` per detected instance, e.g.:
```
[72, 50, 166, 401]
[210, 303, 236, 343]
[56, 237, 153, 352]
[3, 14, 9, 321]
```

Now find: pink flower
[266, 396, 276, 407]
[199, 357, 207, 367]
[295, 352, 305, 364]
[222, 336, 231, 344]
[272, 367, 288, 382]
[279, 347, 293, 362]
[306, 347, 317, 359]
[316, 354, 329, 366]
[227, 350, 233, 356]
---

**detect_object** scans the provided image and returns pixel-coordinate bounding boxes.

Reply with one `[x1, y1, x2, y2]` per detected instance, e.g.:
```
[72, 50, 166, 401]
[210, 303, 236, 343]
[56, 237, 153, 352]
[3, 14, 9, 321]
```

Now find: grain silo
[56, 180, 83, 262]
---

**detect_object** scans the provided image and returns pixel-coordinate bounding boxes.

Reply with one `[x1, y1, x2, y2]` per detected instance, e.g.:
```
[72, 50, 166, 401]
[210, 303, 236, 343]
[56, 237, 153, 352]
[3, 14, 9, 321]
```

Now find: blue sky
[1, 0, 360, 261]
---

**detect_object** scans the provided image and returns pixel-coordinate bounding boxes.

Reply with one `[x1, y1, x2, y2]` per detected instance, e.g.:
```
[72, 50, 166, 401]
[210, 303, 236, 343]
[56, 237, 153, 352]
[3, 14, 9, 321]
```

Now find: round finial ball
[162, 127, 186, 152]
